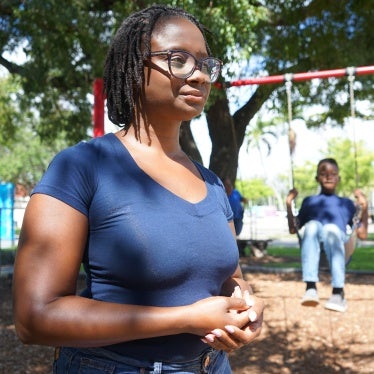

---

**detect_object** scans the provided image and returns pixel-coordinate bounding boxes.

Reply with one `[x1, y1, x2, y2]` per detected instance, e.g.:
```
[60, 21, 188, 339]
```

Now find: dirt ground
[1, 261, 373, 374]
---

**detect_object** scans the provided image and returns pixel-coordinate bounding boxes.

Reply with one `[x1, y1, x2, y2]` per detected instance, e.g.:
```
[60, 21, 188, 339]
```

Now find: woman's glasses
[149, 50, 222, 83]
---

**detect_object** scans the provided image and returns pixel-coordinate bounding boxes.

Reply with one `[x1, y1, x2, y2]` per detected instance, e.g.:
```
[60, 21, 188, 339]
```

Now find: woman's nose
[186, 67, 210, 84]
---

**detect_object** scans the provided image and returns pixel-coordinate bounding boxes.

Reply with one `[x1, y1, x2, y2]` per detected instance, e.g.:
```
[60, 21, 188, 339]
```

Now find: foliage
[0, 129, 68, 192]
[254, 0, 374, 123]
[236, 178, 274, 205]
[245, 117, 278, 158]
[0, 0, 373, 181]
[0, 75, 21, 142]
[326, 138, 374, 195]
[285, 137, 374, 203]
[0, 76, 69, 191]
[0, 0, 264, 145]
[206, 0, 374, 179]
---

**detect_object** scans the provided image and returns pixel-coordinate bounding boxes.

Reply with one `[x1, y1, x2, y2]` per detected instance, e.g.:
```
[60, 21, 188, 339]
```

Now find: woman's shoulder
[54, 133, 118, 163]
[192, 161, 222, 186]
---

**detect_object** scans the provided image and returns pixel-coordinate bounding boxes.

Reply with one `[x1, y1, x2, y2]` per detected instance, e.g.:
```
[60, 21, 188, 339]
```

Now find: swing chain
[285, 74, 293, 125]
[346, 66, 356, 118]
[346, 66, 359, 187]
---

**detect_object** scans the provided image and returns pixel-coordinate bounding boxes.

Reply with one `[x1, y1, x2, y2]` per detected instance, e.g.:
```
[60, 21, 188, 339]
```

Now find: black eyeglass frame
[149, 49, 223, 83]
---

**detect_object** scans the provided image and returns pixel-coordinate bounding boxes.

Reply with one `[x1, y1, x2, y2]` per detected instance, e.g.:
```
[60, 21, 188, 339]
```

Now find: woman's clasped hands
[196, 286, 264, 353]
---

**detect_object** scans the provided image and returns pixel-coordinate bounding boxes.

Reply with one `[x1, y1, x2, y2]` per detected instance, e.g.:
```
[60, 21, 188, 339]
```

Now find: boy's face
[316, 162, 340, 193]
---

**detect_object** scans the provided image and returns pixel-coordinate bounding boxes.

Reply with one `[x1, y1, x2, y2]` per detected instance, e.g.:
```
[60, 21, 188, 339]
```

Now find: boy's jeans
[301, 220, 349, 288]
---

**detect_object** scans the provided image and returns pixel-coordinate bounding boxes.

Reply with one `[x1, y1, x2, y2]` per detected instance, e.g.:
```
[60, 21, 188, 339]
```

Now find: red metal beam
[215, 65, 374, 88]
[93, 78, 105, 138]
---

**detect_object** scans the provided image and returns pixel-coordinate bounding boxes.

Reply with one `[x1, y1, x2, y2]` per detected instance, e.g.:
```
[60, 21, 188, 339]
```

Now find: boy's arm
[286, 188, 298, 234]
[354, 189, 368, 240]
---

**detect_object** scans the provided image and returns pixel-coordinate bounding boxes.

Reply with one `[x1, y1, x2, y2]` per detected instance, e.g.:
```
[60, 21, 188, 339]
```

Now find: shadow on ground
[229, 272, 374, 374]
[1, 272, 373, 373]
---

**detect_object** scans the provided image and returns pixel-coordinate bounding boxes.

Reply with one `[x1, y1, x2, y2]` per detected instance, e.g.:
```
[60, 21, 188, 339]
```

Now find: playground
[1, 208, 373, 374]
[1, 219, 373, 373]
[1, 266, 373, 373]
[1, 4, 373, 372]
[1, 217, 373, 373]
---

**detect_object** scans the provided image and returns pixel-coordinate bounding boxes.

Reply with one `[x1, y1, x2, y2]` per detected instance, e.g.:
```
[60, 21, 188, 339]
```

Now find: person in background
[13, 5, 264, 373]
[224, 177, 248, 236]
[286, 158, 368, 313]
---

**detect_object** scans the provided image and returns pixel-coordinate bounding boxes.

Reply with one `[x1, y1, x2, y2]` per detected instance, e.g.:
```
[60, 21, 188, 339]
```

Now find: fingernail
[204, 334, 215, 342]
[248, 310, 257, 322]
[233, 286, 241, 297]
[244, 291, 254, 307]
[212, 329, 222, 337]
[225, 325, 235, 333]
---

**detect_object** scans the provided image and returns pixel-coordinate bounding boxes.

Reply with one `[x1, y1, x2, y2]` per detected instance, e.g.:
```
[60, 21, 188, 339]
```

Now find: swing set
[215, 64, 374, 257]
[216, 65, 374, 190]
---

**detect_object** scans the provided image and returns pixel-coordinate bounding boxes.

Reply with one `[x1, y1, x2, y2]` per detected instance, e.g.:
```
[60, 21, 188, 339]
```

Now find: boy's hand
[286, 188, 298, 205]
[354, 189, 368, 210]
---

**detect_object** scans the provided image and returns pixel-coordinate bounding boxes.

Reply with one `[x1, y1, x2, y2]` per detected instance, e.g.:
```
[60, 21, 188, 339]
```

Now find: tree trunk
[179, 121, 203, 164]
[205, 96, 237, 181]
[205, 85, 276, 181]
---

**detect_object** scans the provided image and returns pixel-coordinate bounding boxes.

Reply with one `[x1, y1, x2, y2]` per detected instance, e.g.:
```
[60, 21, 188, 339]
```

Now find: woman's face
[143, 17, 212, 124]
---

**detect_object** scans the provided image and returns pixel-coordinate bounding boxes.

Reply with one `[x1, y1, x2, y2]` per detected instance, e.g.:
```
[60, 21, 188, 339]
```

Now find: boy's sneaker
[325, 294, 347, 312]
[301, 288, 319, 306]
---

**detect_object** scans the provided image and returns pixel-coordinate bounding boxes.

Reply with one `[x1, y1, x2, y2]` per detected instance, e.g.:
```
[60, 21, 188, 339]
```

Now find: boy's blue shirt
[298, 193, 356, 233]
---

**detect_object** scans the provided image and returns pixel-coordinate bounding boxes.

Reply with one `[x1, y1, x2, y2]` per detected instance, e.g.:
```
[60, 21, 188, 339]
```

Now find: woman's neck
[118, 125, 183, 158]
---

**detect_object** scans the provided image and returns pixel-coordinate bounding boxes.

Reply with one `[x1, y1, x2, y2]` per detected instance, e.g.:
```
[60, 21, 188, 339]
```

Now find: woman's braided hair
[104, 4, 211, 139]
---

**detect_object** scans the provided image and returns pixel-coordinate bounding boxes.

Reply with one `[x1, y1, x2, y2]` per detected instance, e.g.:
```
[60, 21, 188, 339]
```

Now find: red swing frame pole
[215, 65, 374, 88]
[93, 78, 105, 138]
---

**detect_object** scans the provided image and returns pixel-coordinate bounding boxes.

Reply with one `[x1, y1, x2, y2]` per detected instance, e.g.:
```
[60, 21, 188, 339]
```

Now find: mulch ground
[1, 257, 373, 373]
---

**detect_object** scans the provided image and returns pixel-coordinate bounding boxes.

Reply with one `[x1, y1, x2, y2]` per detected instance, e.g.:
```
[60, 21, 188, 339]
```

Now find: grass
[367, 232, 374, 241]
[265, 245, 374, 271]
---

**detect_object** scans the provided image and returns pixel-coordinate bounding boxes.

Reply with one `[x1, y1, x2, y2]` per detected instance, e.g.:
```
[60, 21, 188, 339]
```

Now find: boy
[286, 158, 368, 312]
[223, 177, 248, 236]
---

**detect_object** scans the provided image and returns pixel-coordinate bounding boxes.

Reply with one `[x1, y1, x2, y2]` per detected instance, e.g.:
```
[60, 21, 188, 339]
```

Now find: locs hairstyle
[103, 4, 211, 139]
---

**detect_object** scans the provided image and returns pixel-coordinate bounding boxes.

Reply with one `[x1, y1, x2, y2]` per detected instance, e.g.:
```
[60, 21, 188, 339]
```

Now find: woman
[13, 5, 264, 373]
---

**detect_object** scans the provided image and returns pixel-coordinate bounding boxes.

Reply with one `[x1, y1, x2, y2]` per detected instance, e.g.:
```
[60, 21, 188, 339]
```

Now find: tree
[326, 138, 374, 196]
[0, 74, 20, 143]
[1, 0, 373, 180]
[237, 178, 274, 206]
[245, 117, 278, 177]
[0, 129, 68, 193]
[206, 0, 374, 179]
[0, 76, 69, 191]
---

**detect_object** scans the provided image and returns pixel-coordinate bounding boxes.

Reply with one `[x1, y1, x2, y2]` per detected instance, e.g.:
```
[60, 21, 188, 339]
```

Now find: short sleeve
[32, 142, 97, 216]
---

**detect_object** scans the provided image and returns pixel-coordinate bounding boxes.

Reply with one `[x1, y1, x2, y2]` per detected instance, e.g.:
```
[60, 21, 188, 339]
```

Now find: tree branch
[0, 55, 25, 76]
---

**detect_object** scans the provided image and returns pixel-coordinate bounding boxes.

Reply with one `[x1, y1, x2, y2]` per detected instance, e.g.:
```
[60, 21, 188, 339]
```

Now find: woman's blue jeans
[301, 220, 348, 288]
[53, 346, 231, 373]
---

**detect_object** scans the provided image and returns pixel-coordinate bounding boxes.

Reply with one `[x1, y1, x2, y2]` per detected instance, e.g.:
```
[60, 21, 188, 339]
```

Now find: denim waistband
[55, 346, 219, 373]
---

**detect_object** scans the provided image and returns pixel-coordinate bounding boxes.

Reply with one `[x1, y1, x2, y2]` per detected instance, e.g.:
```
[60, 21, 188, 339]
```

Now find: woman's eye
[170, 55, 187, 66]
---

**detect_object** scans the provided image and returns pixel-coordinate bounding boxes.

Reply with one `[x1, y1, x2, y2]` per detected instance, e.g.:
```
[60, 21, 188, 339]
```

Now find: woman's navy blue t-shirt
[32, 133, 238, 362]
